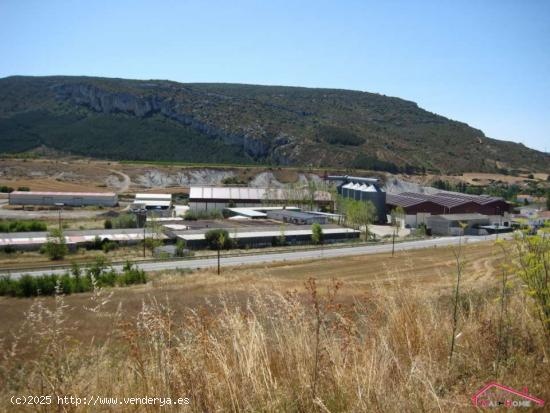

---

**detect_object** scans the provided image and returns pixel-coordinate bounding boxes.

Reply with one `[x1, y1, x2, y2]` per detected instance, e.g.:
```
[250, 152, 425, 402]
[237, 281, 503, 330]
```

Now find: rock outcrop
[53, 83, 293, 162]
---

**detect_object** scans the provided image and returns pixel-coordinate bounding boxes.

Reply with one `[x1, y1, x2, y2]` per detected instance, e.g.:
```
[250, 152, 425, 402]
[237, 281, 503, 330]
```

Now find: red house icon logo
[472, 382, 544, 408]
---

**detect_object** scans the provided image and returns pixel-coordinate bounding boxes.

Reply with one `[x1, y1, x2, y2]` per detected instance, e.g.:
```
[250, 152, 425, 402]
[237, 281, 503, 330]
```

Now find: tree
[175, 239, 187, 257]
[143, 214, 163, 256]
[306, 179, 318, 211]
[513, 232, 550, 338]
[205, 229, 231, 250]
[546, 191, 550, 210]
[42, 228, 68, 260]
[279, 224, 287, 246]
[311, 223, 324, 245]
[344, 199, 376, 240]
[390, 206, 405, 257]
[204, 230, 230, 275]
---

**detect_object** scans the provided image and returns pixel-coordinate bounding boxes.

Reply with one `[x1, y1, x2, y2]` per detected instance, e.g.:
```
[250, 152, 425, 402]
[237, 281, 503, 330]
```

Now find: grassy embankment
[0, 239, 548, 412]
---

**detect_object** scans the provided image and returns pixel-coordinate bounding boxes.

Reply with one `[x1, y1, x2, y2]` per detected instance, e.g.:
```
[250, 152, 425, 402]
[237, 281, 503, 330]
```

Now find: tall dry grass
[1, 274, 549, 412]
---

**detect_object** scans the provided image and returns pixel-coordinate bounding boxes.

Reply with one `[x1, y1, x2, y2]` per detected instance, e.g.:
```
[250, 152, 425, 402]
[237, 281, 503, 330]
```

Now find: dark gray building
[8, 191, 118, 207]
[327, 176, 386, 223]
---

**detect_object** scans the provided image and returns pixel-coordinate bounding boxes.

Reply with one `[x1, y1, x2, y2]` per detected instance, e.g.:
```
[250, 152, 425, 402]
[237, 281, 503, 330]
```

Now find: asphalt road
[2, 234, 507, 278]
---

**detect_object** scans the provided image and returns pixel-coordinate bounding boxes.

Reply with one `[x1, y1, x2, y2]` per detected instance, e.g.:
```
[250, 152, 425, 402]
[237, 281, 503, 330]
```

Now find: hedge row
[0, 261, 147, 297]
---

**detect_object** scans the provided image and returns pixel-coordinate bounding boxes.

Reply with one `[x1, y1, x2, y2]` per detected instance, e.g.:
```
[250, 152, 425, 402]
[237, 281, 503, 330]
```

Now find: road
[2, 234, 507, 278]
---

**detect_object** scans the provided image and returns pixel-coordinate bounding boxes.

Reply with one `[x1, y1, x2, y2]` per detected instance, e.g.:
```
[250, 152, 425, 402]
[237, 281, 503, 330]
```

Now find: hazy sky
[1, 0, 549, 152]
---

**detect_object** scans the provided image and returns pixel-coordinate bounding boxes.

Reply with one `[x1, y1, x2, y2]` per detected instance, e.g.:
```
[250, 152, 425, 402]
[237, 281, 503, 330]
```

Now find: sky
[1, 0, 549, 152]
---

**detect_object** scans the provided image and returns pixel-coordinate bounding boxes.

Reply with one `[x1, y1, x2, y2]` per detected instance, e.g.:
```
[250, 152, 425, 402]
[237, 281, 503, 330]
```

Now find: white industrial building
[8, 191, 118, 207]
[188, 186, 332, 212]
[133, 193, 173, 211]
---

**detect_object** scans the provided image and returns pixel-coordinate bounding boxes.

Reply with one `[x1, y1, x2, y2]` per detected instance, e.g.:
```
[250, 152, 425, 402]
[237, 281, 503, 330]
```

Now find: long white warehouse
[8, 191, 118, 207]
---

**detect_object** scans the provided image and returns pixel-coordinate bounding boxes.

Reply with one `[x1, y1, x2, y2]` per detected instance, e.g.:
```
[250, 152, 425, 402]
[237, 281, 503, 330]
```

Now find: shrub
[104, 219, 113, 229]
[2, 245, 16, 254]
[0, 220, 47, 233]
[101, 241, 119, 253]
[184, 209, 223, 221]
[317, 125, 365, 146]
[111, 214, 137, 228]
[176, 239, 187, 257]
[16, 186, 30, 191]
[311, 223, 324, 244]
[0, 260, 148, 297]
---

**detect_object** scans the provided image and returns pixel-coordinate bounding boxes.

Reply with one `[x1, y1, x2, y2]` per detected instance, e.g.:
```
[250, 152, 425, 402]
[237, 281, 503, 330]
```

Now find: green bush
[311, 223, 324, 245]
[101, 240, 118, 253]
[111, 214, 137, 228]
[104, 219, 113, 229]
[0, 261, 148, 297]
[0, 186, 14, 193]
[317, 125, 365, 146]
[0, 220, 47, 233]
[184, 210, 223, 221]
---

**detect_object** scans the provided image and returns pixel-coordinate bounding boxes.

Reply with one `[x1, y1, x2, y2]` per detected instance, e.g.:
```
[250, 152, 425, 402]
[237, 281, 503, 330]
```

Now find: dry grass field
[1, 239, 548, 412]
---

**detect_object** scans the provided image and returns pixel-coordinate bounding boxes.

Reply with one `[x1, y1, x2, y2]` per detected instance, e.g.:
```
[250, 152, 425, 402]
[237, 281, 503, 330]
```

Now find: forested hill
[0, 75, 548, 173]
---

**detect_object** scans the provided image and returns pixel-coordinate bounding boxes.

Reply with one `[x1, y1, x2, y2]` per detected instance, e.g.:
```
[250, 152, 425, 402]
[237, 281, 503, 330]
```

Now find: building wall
[427, 216, 491, 235]
[9, 193, 118, 207]
[189, 200, 329, 213]
[182, 231, 359, 249]
[387, 201, 445, 216]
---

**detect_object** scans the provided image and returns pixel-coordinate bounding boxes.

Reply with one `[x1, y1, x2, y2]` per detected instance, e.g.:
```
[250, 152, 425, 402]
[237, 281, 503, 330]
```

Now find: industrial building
[174, 227, 360, 249]
[426, 213, 491, 236]
[327, 176, 386, 223]
[8, 191, 118, 207]
[133, 193, 172, 212]
[266, 209, 328, 225]
[386, 191, 511, 228]
[188, 186, 332, 212]
[0, 228, 163, 251]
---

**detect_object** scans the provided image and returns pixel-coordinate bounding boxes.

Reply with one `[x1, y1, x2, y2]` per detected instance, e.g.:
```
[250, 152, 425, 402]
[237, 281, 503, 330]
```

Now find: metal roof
[386, 194, 433, 208]
[177, 227, 360, 241]
[399, 191, 505, 207]
[226, 208, 267, 218]
[398, 192, 473, 208]
[328, 175, 380, 184]
[135, 193, 172, 200]
[133, 200, 172, 207]
[9, 191, 117, 197]
[189, 186, 331, 201]
[433, 191, 505, 205]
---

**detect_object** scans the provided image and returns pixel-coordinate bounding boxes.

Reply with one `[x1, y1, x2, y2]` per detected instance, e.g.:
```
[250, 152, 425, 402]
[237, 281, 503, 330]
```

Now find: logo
[472, 382, 544, 408]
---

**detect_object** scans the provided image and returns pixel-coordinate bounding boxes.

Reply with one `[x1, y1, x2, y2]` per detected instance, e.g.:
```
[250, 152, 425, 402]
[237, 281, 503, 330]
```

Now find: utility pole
[217, 232, 225, 275]
[54, 203, 63, 232]
[392, 229, 396, 257]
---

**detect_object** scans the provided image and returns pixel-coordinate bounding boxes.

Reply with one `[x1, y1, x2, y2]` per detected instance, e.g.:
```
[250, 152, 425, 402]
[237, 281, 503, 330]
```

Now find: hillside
[0, 75, 548, 173]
